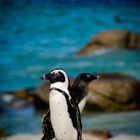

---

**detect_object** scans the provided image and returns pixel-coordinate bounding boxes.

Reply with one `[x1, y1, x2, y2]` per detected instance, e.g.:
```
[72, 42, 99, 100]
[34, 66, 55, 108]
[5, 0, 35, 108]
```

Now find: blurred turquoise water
[0, 1, 140, 91]
[0, 1, 140, 136]
[0, 109, 140, 136]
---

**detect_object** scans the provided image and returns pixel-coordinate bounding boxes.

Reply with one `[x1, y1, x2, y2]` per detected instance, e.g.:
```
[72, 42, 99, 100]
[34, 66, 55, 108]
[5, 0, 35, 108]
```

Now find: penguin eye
[53, 72, 60, 77]
[57, 71, 62, 77]
[86, 74, 91, 78]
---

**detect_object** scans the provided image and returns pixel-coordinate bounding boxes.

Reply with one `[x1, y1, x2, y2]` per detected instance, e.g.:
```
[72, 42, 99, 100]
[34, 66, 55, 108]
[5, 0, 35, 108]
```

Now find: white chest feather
[49, 90, 77, 140]
[78, 94, 89, 113]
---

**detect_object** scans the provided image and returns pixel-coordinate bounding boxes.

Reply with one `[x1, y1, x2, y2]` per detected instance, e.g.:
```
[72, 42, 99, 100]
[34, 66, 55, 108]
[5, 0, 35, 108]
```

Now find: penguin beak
[40, 73, 51, 80]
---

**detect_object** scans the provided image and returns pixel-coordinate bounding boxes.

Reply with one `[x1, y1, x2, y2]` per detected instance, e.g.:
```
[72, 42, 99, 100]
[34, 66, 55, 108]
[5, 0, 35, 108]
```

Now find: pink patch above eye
[54, 72, 59, 77]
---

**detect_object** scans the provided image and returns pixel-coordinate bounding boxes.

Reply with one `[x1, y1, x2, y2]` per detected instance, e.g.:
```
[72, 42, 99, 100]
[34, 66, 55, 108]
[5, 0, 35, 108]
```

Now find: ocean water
[0, 0, 140, 91]
[0, 0, 140, 136]
[0, 109, 140, 136]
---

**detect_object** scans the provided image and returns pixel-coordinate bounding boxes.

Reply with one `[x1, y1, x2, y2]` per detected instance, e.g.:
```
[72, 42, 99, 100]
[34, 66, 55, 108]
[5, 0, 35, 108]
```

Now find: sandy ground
[4, 134, 140, 140]
[108, 135, 140, 140]
[5, 133, 105, 140]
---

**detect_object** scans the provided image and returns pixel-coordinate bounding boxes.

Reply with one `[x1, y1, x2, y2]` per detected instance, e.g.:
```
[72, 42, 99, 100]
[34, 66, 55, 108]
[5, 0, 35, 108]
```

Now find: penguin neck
[73, 80, 88, 91]
[72, 81, 89, 101]
[50, 81, 69, 93]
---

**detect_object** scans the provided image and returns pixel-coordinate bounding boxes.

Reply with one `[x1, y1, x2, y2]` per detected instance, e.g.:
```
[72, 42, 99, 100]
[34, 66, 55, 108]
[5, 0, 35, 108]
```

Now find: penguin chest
[49, 90, 77, 140]
[78, 94, 88, 113]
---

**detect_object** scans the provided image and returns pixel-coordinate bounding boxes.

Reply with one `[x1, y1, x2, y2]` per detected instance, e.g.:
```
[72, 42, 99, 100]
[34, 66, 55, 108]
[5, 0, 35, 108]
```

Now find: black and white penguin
[41, 72, 99, 140]
[70, 73, 100, 112]
[41, 69, 82, 140]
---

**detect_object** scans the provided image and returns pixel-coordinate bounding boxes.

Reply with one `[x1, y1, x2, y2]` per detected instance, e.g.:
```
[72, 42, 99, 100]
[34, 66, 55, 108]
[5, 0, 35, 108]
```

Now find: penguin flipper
[41, 135, 49, 140]
[42, 110, 55, 140]
[69, 98, 82, 140]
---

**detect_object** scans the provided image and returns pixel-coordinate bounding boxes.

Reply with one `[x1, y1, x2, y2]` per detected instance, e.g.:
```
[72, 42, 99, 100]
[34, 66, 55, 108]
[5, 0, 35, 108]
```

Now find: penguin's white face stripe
[50, 69, 68, 82]
[50, 69, 67, 77]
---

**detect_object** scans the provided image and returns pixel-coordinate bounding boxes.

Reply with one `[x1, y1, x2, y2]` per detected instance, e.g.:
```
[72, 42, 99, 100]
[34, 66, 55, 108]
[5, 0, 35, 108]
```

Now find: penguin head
[80, 73, 100, 82]
[41, 69, 70, 88]
[74, 73, 100, 86]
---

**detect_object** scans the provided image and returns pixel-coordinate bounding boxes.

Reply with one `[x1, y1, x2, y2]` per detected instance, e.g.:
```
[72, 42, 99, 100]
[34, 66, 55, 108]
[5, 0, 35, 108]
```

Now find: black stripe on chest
[50, 87, 78, 130]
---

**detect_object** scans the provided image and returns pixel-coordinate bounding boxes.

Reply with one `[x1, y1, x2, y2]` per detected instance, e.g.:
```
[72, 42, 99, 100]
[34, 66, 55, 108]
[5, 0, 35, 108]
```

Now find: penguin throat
[50, 81, 69, 92]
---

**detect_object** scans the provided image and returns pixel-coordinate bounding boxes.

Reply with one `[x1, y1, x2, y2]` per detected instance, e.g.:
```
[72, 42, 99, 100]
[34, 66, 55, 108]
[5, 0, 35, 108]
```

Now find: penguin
[41, 72, 99, 140]
[70, 73, 100, 113]
[41, 69, 82, 140]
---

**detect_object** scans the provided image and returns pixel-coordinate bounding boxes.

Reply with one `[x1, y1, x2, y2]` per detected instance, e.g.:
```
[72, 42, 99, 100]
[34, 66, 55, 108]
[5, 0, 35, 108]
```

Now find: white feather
[78, 94, 89, 113]
[49, 89, 77, 140]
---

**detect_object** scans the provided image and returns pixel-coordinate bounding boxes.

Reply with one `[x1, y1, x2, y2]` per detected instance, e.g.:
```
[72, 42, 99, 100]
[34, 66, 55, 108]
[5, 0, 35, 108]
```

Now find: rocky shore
[1, 73, 140, 112]
[1, 29, 140, 112]
[3, 133, 106, 140]
[5, 134, 140, 140]
[77, 30, 140, 56]
[1, 29, 140, 140]
[1, 73, 140, 140]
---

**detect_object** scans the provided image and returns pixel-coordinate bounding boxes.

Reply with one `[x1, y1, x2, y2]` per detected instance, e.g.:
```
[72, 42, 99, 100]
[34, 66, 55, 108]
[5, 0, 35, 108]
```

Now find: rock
[0, 128, 9, 137]
[6, 133, 105, 140]
[0, 87, 48, 112]
[77, 30, 140, 56]
[109, 135, 140, 140]
[35, 82, 50, 103]
[6, 87, 36, 103]
[0, 91, 31, 110]
[87, 73, 140, 111]
[6, 134, 140, 140]
[84, 129, 112, 138]
[6, 134, 42, 140]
